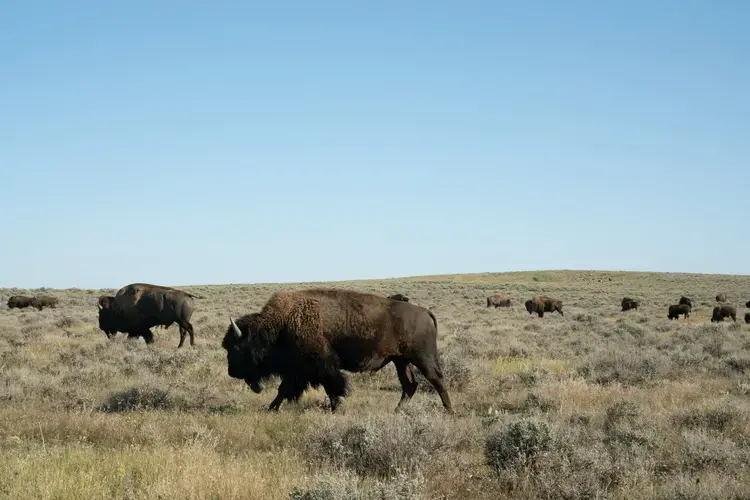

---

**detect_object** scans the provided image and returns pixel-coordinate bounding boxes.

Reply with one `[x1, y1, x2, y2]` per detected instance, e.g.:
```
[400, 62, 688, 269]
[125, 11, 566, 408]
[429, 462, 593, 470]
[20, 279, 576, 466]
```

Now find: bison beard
[222, 288, 453, 414]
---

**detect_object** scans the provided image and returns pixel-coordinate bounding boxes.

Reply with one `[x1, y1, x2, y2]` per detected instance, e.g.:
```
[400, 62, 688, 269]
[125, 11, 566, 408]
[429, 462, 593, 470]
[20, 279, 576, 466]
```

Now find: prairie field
[1, 270, 750, 499]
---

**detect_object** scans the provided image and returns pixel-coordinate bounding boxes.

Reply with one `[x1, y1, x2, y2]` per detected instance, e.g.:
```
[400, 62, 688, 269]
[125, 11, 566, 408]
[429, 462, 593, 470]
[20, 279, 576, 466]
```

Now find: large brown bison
[716, 293, 728, 303]
[97, 283, 198, 347]
[679, 296, 692, 308]
[621, 297, 639, 311]
[222, 288, 453, 414]
[668, 303, 691, 320]
[711, 305, 737, 322]
[387, 293, 410, 303]
[487, 293, 512, 308]
[7, 295, 34, 309]
[524, 295, 563, 317]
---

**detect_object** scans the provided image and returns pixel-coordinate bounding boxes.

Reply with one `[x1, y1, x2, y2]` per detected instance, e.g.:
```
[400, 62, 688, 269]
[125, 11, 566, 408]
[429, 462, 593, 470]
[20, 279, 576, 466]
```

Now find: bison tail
[428, 310, 438, 331]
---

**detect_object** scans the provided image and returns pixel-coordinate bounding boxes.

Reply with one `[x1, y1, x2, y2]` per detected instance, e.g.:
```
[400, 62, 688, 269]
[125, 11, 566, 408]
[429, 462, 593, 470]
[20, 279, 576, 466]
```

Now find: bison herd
[3, 282, 750, 414]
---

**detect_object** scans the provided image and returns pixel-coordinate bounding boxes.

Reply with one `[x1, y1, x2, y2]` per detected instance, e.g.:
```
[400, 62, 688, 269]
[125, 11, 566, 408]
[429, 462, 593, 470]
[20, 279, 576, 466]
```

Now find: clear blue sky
[1, 1, 748, 289]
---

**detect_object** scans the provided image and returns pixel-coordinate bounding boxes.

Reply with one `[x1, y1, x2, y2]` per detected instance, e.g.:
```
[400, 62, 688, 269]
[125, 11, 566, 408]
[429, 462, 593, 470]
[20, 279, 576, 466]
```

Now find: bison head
[524, 299, 534, 314]
[222, 315, 270, 394]
[97, 295, 119, 337]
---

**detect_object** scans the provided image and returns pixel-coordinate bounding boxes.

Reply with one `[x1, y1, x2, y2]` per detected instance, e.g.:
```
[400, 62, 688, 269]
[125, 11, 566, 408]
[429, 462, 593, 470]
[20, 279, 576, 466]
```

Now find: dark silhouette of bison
[745, 300, 750, 308]
[668, 303, 691, 320]
[222, 288, 453, 414]
[711, 305, 737, 322]
[679, 296, 692, 308]
[524, 295, 563, 317]
[7, 295, 58, 310]
[387, 293, 410, 302]
[621, 297, 639, 311]
[487, 293, 512, 308]
[97, 283, 199, 347]
[716, 293, 727, 303]
[7, 295, 35, 309]
[745, 312, 750, 324]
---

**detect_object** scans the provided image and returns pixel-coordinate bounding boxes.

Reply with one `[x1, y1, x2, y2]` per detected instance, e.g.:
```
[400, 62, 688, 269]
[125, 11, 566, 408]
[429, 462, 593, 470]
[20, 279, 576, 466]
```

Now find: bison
[621, 297, 639, 311]
[711, 305, 737, 322]
[716, 293, 727, 303]
[222, 288, 453, 414]
[525, 295, 563, 317]
[387, 293, 410, 303]
[745, 300, 750, 308]
[745, 312, 750, 324]
[668, 303, 691, 320]
[679, 296, 692, 308]
[7, 295, 34, 309]
[97, 283, 198, 347]
[487, 293, 512, 308]
[33, 295, 59, 310]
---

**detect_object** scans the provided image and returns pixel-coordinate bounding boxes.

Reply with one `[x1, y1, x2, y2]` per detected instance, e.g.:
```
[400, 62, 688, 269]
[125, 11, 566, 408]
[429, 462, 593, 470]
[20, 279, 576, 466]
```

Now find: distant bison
[711, 305, 737, 322]
[7, 295, 34, 309]
[679, 296, 692, 308]
[525, 295, 563, 317]
[716, 293, 727, 303]
[33, 295, 59, 310]
[7, 295, 58, 310]
[621, 297, 639, 311]
[387, 293, 410, 303]
[745, 312, 750, 324]
[97, 283, 199, 347]
[745, 300, 750, 308]
[668, 303, 691, 320]
[487, 293, 512, 308]
[222, 288, 453, 414]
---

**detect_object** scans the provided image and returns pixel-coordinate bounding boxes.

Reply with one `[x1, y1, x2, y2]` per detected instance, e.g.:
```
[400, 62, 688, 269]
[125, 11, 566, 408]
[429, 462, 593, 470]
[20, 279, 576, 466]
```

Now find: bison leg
[411, 357, 453, 414]
[267, 376, 308, 412]
[141, 329, 155, 344]
[176, 320, 196, 347]
[394, 359, 418, 410]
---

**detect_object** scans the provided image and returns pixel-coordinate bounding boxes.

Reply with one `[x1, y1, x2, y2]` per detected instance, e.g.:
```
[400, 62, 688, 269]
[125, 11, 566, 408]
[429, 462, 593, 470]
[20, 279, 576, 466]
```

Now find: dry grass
[1, 270, 750, 499]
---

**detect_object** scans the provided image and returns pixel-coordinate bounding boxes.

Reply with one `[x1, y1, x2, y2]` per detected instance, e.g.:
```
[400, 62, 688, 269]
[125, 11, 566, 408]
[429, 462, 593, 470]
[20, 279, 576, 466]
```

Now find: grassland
[1, 270, 750, 499]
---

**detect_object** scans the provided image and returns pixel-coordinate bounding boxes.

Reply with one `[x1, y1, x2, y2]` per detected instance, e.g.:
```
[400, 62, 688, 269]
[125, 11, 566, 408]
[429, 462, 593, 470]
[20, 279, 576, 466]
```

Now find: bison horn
[229, 316, 242, 339]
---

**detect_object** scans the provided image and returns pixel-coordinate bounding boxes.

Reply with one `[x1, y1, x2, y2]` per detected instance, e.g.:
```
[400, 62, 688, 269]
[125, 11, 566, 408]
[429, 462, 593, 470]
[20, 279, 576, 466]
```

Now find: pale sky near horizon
[1, 1, 749, 289]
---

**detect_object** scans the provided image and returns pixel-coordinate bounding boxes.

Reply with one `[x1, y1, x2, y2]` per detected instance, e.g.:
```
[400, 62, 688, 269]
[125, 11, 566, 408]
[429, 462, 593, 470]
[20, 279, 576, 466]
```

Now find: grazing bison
[487, 293, 512, 308]
[387, 293, 410, 303]
[745, 312, 750, 324]
[7, 295, 34, 309]
[716, 293, 727, 303]
[7, 295, 58, 310]
[711, 305, 737, 322]
[222, 288, 453, 414]
[33, 295, 59, 310]
[621, 297, 639, 311]
[668, 303, 691, 320]
[97, 283, 198, 347]
[525, 295, 563, 317]
[679, 296, 692, 308]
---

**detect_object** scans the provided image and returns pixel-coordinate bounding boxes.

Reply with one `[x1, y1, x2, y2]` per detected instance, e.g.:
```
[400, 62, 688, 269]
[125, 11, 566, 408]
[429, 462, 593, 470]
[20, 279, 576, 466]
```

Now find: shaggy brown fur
[387, 293, 409, 302]
[679, 296, 693, 308]
[711, 305, 737, 322]
[222, 288, 453, 414]
[7, 295, 34, 309]
[621, 297, 639, 311]
[668, 303, 691, 320]
[97, 283, 198, 347]
[525, 295, 563, 317]
[716, 292, 728, 303]
[486, 293, 511, 308]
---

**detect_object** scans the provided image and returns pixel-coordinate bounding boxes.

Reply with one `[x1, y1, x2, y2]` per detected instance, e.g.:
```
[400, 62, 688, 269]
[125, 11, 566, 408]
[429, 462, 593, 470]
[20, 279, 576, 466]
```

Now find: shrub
[485, 417, 552, 473]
